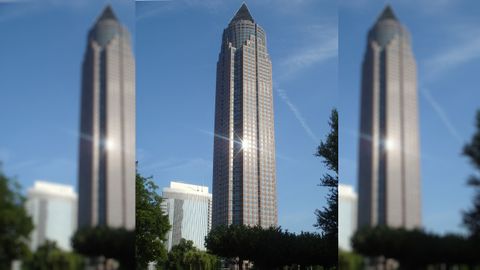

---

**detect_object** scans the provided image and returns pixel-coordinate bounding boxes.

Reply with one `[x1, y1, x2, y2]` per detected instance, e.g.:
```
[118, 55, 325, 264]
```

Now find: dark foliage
[315, 109, 338, 241]
[71, 226, 134, 269]
[0, 166, 34, 270]
[205, 224, 336, 269]
[463, 110, 480, 238]
[352, 226, 480, 268]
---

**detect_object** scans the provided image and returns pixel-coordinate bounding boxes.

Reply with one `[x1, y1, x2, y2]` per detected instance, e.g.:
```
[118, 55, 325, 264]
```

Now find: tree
[0, 166, 34, 270]
[205, 224, 333, 269]
[135, 171, 171, 269]
[315, 109, 338, 239]
[339, 250, 364, 270]
[23, 240, 84, 270]
[463, 110, 480, 239]
[351, 226, 480, 268]
[167, 238, 218, 270]
[71, 226, 134, 269]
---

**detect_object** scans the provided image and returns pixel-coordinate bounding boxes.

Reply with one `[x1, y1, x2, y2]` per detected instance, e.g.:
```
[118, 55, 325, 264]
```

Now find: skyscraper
[357, 6, 421, 229]
[212, 3, 277, 228]
[77, 6, 135, 230]
[26, 181, 77, 251]
[162, 181, 212, 251]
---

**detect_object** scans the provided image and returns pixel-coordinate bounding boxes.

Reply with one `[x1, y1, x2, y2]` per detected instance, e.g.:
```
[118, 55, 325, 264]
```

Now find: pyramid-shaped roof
[98, 5, 118, 22]
[377, 5, 397, 22]
[230, 3, 254, 23]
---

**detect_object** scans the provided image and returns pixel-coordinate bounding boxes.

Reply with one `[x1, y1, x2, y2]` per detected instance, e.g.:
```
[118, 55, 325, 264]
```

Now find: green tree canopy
[135, 171, 171, 269]
[167, 238, 218, 270]
[23, 240, 84, 270]
[0, 166, 34, 270]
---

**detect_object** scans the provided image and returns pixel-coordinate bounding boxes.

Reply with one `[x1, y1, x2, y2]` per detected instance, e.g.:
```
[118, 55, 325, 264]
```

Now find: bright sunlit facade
[26, 181, 77, 251]
[339, 184, 357, 251]
[163, 182, 212, 251]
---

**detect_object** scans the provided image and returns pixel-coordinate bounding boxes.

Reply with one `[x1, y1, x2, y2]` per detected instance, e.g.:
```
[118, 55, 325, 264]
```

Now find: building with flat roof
[26, 181, 77, 251]
[339, 184, 358, 251]
[163, 181, 212, 251]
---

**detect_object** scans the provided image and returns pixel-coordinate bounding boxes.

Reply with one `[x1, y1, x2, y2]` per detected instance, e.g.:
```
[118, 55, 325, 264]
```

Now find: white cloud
[425, 33, 480, 79]
[278, 24, 337, 81]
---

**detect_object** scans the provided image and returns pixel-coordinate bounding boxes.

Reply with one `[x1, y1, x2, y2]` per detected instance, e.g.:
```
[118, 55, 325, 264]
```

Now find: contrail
[421, 88, 463, 144]
[276, 88, 318, 144]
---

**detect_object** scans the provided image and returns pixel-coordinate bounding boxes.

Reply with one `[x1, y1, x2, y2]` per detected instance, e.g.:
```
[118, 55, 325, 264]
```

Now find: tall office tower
[339, 184, 358, 251]
[212, 3, 277, 228]
[77, 6, 135, 229]
[162, 182, 212, 251]
[357, 6, 421, 229]
[26, 181, 77, 251]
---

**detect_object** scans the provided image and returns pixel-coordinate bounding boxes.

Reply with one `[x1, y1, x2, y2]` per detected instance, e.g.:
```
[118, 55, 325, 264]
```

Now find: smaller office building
[163, 181, 212, 251]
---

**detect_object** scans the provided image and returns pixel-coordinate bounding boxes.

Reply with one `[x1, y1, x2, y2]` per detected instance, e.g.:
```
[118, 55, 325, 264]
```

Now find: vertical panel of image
[78, 6, 135, 230]
[357, 6, 421, 229]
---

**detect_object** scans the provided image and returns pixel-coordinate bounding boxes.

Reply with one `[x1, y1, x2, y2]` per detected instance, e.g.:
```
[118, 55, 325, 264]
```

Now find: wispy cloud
[278, 24, 337, 81]
[425, 27, 480, 79]
[136, 0, 226, 21]
[420, 88, 463, 143]
[5, 157, 76, 190]
[276, 88, 318, 143]
[136, 1, 174, 22]
[142, 157, 211, 172]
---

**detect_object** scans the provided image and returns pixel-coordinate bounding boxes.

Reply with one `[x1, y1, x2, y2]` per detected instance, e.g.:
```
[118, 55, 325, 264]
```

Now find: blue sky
[0, 1, 133, 192]
[339, 0, 480, 235]
[136, 0, 337, 233]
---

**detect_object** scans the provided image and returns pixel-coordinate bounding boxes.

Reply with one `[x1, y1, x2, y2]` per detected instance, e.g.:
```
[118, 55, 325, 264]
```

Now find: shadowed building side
[358, 5, 421, 229]
[78, 5, 135, 230]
